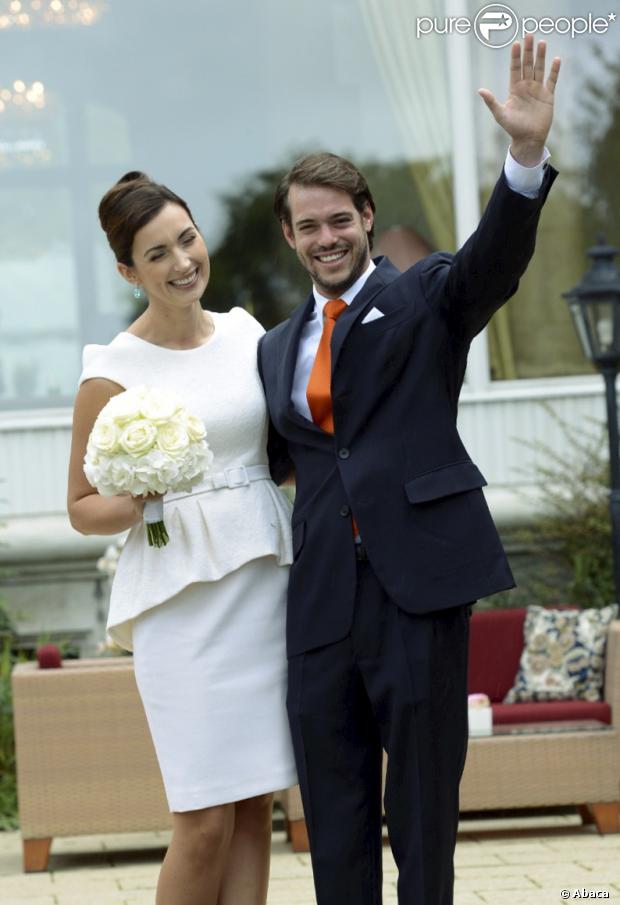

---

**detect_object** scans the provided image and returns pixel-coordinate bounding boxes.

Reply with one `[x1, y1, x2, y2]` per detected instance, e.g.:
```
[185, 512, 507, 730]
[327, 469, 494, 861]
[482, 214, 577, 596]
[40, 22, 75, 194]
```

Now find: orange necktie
[306, 298, 347, 432]
[307, 299, 360, 538]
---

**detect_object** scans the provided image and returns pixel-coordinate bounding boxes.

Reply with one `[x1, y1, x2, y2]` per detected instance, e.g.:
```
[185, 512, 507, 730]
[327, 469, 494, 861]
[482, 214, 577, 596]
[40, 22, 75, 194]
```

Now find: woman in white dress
[67, 172, 297, 905]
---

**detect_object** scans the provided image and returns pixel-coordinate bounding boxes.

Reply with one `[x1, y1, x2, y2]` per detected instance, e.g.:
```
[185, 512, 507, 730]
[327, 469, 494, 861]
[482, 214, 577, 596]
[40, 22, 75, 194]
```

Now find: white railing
[0, 376, 608, 521]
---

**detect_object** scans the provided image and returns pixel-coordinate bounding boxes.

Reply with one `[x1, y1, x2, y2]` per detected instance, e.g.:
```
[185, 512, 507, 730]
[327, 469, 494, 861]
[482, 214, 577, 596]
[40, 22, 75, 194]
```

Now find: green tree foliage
[0, 604, 18, 830]
[485, 46, 620, 381]
[582, 48, 620, 245]
[203, 165, 305, 329]
[517, 407, 614, 610]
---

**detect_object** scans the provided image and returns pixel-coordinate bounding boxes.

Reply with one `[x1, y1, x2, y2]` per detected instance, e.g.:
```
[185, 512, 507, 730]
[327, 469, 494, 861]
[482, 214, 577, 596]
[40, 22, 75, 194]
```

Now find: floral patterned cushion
[504, 604, 619, 703]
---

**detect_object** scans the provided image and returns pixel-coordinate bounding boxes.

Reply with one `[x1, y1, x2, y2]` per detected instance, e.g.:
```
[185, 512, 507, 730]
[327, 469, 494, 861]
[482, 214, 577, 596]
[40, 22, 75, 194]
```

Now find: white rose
[104, 386, 147, 424]
[119, 420, 158, 457]
[185, 414, 206, 442]
[140, 389, 183, 424]
[90, 417, 120, 455]
[157, 421, 190, 455]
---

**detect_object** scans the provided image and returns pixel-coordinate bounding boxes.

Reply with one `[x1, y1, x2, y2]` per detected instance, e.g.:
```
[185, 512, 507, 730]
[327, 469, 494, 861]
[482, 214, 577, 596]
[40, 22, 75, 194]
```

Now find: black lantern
[565, 237, 620, 365]
[564, 236, 620, 603]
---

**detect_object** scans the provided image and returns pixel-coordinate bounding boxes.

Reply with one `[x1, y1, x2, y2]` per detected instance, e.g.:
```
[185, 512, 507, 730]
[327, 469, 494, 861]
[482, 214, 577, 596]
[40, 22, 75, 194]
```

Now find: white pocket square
[361, 307, 384, 324]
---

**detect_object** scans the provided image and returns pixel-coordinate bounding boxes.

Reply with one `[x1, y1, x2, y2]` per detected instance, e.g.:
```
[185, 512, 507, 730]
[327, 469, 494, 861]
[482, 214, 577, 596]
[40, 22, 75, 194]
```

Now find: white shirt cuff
[503, 146, 551, 198]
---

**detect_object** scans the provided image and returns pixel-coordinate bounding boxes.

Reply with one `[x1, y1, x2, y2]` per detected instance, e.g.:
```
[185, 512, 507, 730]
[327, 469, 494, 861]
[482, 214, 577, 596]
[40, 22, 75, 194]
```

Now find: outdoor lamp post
[564, 236, 620, 603]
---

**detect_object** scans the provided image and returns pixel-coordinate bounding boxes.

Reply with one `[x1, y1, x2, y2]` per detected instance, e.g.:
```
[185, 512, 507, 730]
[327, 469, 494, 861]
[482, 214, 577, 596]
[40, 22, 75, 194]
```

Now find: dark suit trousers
[287, 559, 471, 905]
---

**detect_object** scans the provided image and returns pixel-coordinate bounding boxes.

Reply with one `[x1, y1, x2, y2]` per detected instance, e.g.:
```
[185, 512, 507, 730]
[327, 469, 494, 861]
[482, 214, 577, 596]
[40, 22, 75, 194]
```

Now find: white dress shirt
[291, 148, 550, 420]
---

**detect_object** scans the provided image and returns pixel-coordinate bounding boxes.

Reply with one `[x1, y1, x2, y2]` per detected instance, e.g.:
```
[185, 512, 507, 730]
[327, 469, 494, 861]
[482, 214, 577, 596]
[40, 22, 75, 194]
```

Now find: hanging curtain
[359, 0, 525, 378]
[359, 0, 456, 252]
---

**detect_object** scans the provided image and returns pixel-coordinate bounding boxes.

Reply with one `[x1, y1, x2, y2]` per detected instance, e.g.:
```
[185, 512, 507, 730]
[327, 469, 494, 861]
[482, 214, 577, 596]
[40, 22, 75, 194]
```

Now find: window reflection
[471, 0, 620, 379]
[1, 0, 452, 409]
[0, 0, 107, 30]
[0, 188, 77, 403]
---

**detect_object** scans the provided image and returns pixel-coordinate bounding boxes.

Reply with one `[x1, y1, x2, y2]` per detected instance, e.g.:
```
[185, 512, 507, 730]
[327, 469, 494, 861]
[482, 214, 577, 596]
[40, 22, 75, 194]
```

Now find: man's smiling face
[282, 184, 373, 298]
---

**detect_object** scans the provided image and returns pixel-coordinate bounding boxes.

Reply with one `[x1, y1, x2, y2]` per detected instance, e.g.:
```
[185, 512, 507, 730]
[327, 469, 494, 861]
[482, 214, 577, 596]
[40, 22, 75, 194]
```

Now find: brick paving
[0, 812, 618, 904]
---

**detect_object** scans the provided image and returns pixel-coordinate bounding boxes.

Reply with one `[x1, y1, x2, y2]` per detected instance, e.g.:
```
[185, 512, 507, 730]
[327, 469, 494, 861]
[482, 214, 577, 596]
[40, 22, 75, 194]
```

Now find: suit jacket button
[338, 448, 350, 459]
[340, 505, 351, 517]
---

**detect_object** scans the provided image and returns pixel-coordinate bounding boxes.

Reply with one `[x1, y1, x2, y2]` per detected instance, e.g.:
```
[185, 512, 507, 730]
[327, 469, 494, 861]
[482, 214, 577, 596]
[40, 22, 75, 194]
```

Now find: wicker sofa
[12, 657, 172, 871]
[279, 610, 620, 851]
[12, 656, 296, 872]
[12, 612, 620, 867]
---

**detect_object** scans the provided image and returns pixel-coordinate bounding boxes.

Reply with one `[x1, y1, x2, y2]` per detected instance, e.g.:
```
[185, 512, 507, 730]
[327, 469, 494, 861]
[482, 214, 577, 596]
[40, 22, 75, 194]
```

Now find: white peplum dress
[79, 307, 297, 811]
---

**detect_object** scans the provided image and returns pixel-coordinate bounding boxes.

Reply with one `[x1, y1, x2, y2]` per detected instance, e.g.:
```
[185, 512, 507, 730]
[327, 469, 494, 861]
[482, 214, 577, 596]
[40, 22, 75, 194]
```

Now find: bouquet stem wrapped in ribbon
[143, 497, 168, 548]
[83, 385, 213, 547]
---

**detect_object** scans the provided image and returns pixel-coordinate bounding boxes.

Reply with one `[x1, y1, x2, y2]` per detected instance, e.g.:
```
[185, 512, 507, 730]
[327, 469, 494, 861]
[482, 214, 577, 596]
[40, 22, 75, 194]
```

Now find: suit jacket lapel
[330, 256, 402, 375]
[276, 292, 324, 433]
[275, 256, 402, 434]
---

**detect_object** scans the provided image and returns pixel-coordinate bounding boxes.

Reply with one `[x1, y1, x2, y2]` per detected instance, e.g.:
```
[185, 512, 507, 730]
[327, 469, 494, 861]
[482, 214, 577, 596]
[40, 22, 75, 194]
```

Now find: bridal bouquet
[84, 385, 213, 547]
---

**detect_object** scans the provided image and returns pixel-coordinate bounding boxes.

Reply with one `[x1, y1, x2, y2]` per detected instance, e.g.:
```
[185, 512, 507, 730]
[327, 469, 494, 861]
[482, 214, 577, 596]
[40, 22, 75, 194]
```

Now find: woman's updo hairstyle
[98, 171, 197, 266]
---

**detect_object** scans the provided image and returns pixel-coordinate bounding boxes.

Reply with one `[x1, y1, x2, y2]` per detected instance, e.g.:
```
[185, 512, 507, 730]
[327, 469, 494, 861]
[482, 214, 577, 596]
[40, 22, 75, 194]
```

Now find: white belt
[164, 464, 270, 504]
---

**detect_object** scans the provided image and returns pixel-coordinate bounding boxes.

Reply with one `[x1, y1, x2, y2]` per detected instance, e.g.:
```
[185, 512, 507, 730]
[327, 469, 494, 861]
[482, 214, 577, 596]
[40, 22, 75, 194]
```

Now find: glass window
[4, 2, 618, 404]
[0, 0, 459, 409]
[470, 0, 620, 379]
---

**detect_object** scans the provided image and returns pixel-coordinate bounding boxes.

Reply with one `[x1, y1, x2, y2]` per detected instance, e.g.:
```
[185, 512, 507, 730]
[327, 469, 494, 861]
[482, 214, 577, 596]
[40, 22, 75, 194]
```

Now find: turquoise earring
[133, 285, 143, 300]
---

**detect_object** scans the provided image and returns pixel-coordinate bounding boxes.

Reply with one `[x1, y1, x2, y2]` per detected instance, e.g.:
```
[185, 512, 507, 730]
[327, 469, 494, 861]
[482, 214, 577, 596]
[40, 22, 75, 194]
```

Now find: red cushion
[492, 700, 611, 725]
[467, 609, 527, 702]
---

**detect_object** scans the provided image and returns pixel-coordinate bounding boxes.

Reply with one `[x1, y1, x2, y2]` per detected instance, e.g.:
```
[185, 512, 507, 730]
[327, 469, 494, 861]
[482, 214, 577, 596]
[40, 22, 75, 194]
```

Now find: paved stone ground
[0, 812, 618, 905]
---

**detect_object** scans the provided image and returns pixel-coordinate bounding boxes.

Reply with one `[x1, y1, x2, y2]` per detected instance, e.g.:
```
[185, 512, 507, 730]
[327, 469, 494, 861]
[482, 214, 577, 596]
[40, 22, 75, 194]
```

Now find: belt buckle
[225, 466, 250, 488]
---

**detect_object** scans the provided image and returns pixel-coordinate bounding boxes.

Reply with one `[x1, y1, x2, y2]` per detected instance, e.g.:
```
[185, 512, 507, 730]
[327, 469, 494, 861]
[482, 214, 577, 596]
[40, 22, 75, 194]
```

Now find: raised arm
[67, 378, 146, 535]
[478, 35, 561, 167]
[419, 37, 560, 340]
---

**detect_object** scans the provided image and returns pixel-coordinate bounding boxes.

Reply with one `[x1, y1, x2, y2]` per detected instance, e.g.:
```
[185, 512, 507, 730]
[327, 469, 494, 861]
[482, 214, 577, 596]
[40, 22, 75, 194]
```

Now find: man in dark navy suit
[258, 37, 561, 905]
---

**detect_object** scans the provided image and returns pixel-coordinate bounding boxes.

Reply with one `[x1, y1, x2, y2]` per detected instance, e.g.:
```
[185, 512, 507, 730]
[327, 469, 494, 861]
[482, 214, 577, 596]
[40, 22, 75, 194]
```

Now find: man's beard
[307, 239, 369, 298]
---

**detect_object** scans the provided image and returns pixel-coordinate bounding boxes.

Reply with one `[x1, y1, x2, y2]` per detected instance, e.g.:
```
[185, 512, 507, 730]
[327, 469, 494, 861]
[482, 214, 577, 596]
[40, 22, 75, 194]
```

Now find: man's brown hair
[274, 152, 376, 249]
